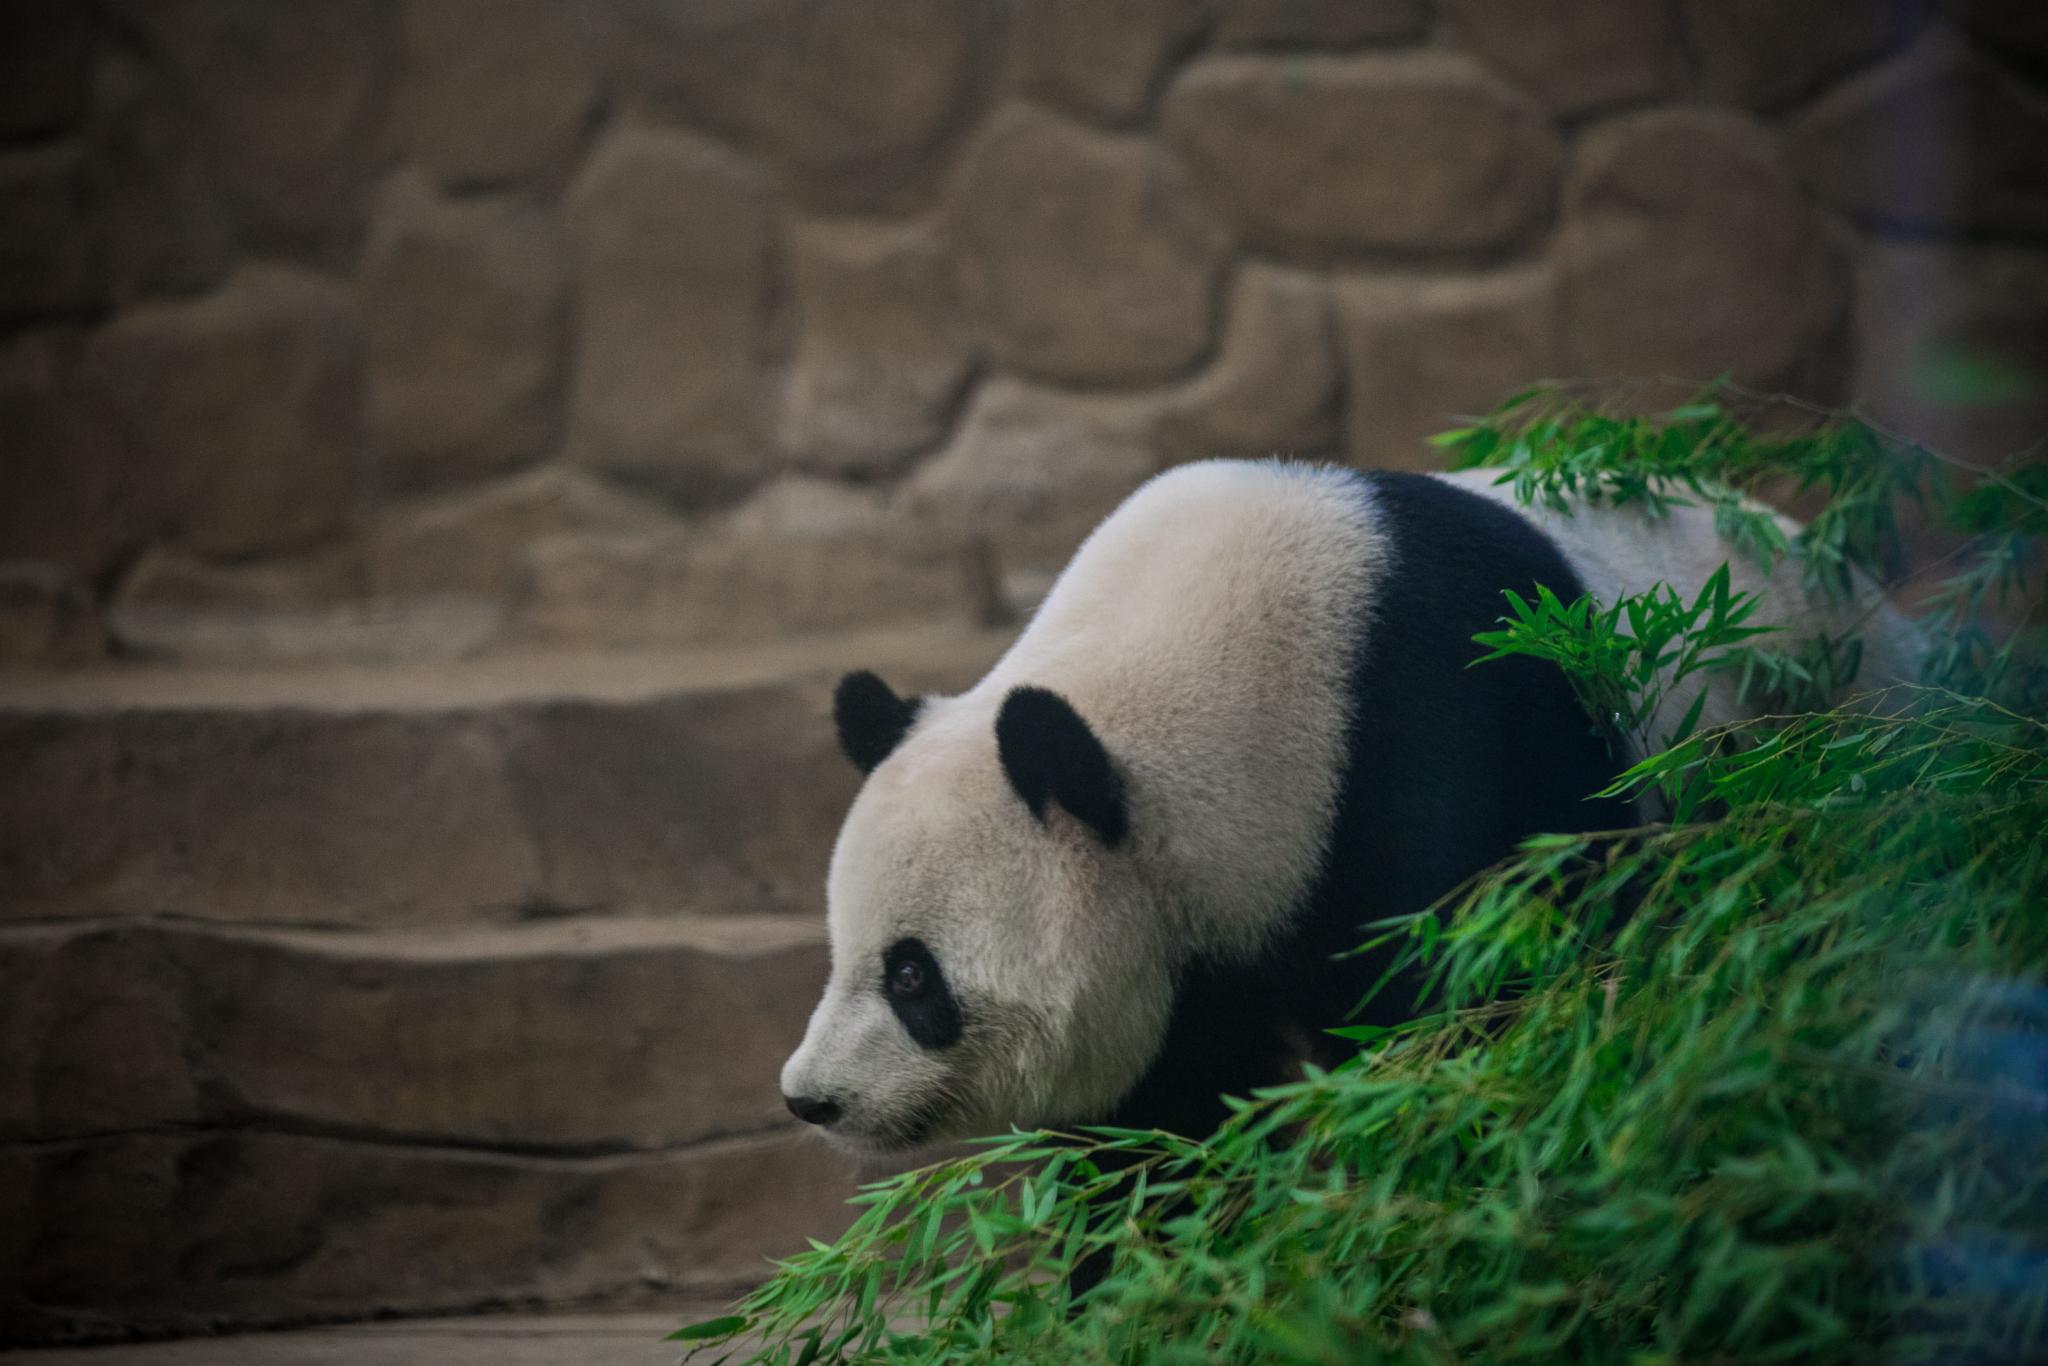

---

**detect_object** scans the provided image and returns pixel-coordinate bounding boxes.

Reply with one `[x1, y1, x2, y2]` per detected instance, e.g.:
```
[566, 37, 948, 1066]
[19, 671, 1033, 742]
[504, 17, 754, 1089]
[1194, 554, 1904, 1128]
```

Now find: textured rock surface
[104, 546, 509, 667]
[363, 174, 563, 488]
[525, 479, 975, 645]
[1950, 0, 2048, 68]
[951, 106, 1228, 385]
[1559, 111, 1851, 394]
[1854, 241, 2048, 463]
[106, 0, 389, 252]
[565, 125, 778, 498]
[0, 147, 99, 318]
[780, 219, 979, 475]
[1213, 0, 1429, 48]
[87, 45, 236, 300]
[906, 378, 1164, 571]
[0, 0, 91, 139]
[6, 917, 827, 1149]
[1160, 264, 1339, 461]
[1794, 31, 2048, 238]
[0, 564, 105, 666]
[1339, 266, 1558, 471]
[0, 704, 537, 925]
[0, 676, 877, 926]
[370, 467, 669, 596]
[597, 0, 981, 204]
[1449, 0, 1681, 115]
[1683, 0, 1928, 109]
[1014, 0, 1208, 123]
[83, 266, 361, 559]
[1163, 53, 1559, 256]
[0, 334, 134, 579]
[2, 1128, 854, 1344]
[397, 0, 598, 188]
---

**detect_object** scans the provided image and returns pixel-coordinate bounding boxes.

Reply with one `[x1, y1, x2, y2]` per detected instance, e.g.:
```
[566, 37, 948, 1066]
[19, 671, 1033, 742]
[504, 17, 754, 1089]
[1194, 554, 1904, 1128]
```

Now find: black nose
[785, 1094, 842, 1126]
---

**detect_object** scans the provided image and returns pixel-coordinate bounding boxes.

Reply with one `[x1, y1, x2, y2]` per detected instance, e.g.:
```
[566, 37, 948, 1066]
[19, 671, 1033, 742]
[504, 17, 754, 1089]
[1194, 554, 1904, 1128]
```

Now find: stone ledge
[0, 626, 1010, 928]
[0, 914, 827, 1150]
[4, 1310, 733, 1365]
[0, 1127, 857, 1346]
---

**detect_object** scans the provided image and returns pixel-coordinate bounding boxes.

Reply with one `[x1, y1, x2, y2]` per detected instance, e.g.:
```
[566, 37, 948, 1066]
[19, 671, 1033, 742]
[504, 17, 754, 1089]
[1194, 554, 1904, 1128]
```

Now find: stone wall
[3, 0, 2044, 666]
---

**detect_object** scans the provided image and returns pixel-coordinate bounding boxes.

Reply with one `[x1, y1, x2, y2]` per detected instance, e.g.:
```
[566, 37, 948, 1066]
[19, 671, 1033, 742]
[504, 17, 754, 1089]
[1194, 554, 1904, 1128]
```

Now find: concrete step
[5, 1310, 737, 1365]
[0, 624, 1011, 1345]
[0, 622, 1010, 928]
[2, 915, 828, 1152]
[5, 1310, 738, 1365]
[0, 908, 860, 1344]
[2, 1130, 847, 1346]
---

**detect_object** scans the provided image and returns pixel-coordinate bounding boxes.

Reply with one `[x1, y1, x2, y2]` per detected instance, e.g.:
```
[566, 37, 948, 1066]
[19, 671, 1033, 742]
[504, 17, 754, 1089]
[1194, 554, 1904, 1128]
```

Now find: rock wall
[2, 0, 2044, 666]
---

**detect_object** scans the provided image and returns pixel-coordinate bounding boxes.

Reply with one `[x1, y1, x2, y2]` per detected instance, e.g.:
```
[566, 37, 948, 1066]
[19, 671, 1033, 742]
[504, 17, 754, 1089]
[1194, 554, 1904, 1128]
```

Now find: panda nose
[785, 1094, 842, 1127]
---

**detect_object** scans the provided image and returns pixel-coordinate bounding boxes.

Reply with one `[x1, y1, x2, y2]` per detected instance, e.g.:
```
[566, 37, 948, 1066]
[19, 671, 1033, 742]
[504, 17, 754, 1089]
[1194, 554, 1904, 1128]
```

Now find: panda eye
[881, 937, 961, 1049]
[889, 957, 926, 997]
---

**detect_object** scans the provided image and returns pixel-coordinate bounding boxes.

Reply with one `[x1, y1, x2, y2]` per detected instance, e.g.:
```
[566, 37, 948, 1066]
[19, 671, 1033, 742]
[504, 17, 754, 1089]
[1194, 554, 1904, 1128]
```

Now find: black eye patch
[881, 937, 963, 1051]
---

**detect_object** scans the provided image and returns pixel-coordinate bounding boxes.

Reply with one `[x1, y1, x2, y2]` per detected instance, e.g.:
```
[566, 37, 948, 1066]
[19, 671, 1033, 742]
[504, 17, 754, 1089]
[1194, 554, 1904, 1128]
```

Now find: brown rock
[1683, 0, 1928, 109]
[0, 705, 540, 926]
[363, 173, 564, 489]
[139, 917, 826, 1149]
[1160, 264, 1338, 461]
[596, 0, 982, 205]
[0, 652, 910, 926]
[370, 466, 669, 597]
[87, 44, 235, 300]
[110, 547, 362, 616]
[1014, 0, 1212, 124]
[1337, 267, 1558, 471]
[564, 125, 779, 500]
[1559, 110, 1852, 396]
[1162, 52, 1559, 256]
[504, 669, 872, 913]
[0, 333, 136, 578]
[524, 479, 974, 646]
[1448, 0, 1682, 115]
[951, 106, 1228, 384]
[1794, 30, 2048, 238]
[780, 219, 979, 475]
[905, 377, 1164, 571]
[0, 146, 100, 319]
[84, 265, 361, 559]
[1213, 0, 1429, 48]
[0, 925, 196, 1143]
[0, 563, 106, 667]
[6, 1128, 854, 1340]
[1948, 0, 2048, 68]
[106, 0, 389, 253]
[103, 546, 509, 667]
[1854, 241, 2048, 463]
[397, 0, 599, 188]
[0, 1, 92, 138]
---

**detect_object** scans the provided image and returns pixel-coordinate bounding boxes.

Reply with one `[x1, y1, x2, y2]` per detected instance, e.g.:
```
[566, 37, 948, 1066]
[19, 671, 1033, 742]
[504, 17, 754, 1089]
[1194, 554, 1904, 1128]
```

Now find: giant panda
[780, 459, 1919, 1151]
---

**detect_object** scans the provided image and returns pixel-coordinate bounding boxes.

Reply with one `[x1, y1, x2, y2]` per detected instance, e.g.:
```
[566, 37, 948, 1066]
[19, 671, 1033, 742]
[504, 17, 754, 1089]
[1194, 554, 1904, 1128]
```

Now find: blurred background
[2, 0, 2044, 1348]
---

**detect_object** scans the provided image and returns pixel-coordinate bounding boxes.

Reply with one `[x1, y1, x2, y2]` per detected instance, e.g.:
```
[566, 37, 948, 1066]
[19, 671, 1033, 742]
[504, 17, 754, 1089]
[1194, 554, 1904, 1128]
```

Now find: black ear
[835, 671, 920, 775]
[995, 686, 1128, 847]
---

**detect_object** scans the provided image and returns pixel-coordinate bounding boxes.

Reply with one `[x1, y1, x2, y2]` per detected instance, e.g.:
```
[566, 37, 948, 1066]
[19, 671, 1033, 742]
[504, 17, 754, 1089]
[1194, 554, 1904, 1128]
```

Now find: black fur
[996, 686, 1130, 847]
[1105, 470, 1636, 1138]
[883, 937, 964, 1050]
[835, 670, 921, 775]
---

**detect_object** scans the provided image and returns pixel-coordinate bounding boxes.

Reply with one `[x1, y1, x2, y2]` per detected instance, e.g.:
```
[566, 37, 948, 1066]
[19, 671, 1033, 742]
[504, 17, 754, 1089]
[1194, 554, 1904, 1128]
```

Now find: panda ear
[835, 671, 921, 775]
[995, 686, 1128, 848]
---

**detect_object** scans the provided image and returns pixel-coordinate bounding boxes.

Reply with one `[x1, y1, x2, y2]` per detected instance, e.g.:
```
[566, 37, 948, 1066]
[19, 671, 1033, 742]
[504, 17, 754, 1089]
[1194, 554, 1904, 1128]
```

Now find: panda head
[779, 670, 1178, 1154]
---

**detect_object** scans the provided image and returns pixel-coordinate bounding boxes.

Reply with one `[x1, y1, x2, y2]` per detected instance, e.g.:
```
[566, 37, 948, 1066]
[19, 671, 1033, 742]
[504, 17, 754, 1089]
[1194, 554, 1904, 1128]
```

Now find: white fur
[782, 460, 1921, 1152]
[1435, 468, 1922, 742]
